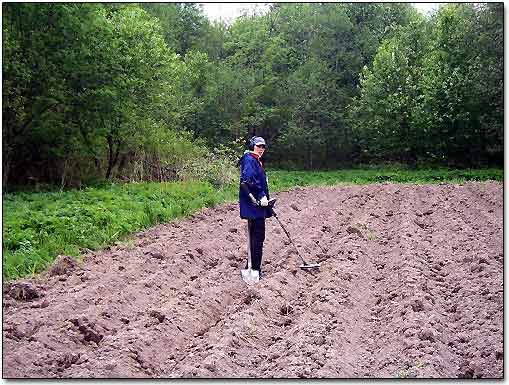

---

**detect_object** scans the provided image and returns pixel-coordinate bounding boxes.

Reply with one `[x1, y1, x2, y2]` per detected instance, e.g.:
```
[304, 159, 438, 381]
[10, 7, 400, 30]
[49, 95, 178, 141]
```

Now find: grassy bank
[3, 167, 502, 280]
[3, 181, 236, 280]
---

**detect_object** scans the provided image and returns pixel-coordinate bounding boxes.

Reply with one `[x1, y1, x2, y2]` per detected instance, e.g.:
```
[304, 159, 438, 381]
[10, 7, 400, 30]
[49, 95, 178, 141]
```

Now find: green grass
[3, 181, 237, 280]
[268, 167, 503, 191]
[3, 167, 502, 280]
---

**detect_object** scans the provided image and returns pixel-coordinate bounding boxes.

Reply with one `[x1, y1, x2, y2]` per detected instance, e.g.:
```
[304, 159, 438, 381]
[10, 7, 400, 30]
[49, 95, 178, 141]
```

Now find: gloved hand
[259, 196, 269, 207]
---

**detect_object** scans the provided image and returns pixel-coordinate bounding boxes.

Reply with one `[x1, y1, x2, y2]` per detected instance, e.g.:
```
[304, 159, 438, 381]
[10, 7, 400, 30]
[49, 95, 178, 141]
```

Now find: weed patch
[3, 181, 236, 280]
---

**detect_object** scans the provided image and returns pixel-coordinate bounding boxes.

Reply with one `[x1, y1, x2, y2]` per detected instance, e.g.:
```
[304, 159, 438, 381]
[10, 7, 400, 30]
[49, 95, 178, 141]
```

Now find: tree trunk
[3, 159, 10, 190]
[117, 153, 128, 176]
[106, 135, 114, 179]
[309, 144, 313, 170]
[94, 157, 101, 174]
[60, 158, 68, 191]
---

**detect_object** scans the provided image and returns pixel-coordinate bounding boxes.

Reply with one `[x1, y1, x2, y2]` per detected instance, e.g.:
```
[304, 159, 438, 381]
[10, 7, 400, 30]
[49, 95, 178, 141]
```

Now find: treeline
[349, 4, 503, 167]
[2, 3, 503, 188]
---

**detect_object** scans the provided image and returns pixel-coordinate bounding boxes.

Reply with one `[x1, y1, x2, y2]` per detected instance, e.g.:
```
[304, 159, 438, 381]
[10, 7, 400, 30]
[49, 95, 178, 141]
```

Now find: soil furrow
[3, 182, 502, 378]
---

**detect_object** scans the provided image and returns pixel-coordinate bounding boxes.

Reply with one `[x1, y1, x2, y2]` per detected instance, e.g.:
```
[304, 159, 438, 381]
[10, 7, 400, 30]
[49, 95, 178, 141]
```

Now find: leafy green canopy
[2, 3, 503, 189]
[349, 4, 503, 167]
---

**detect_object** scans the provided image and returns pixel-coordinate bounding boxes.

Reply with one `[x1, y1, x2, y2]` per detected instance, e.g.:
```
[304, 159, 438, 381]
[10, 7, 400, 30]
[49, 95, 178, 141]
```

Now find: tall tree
[140, 3, 207, 56]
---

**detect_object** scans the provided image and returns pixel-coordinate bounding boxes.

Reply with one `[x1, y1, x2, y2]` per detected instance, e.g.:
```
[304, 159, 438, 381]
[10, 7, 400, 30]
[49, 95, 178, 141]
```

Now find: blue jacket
[239, 152, 271, 219]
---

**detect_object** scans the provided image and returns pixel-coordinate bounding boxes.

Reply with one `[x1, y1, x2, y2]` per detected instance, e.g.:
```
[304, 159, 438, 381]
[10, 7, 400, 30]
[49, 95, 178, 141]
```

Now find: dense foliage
[2, 3, 503, 189]
[349, 4, 503, 167]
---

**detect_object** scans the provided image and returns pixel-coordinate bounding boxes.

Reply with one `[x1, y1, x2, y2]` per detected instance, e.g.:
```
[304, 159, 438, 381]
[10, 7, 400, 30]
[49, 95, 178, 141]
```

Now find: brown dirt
[2, 182, 503, 378]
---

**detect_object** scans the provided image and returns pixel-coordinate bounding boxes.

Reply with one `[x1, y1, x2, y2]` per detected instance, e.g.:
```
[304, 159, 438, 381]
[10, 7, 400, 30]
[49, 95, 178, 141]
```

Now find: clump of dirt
[2, 181, 502, 378]
[148, 310, 166, 323]
[5, 281, 43, 301]
[47, 255, 79, 277]
[68, 317, 104, 344]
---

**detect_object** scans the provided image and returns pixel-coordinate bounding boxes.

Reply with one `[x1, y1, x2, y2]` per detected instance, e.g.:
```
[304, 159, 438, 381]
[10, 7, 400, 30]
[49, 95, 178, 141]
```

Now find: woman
[239, 136, 271, 282]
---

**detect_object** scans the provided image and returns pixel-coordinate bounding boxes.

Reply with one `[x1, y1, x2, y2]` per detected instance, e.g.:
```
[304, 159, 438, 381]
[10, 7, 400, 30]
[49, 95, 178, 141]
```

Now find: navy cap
[250, 136, 266, 147]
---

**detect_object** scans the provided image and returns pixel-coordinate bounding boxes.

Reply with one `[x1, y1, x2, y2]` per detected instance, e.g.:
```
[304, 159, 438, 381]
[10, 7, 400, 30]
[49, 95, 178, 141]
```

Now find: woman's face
[253, 144, 266, 157]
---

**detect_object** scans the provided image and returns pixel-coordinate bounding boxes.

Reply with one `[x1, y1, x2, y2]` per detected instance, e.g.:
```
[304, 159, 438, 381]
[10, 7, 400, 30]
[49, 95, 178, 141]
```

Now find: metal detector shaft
[273, 213, 311, 266]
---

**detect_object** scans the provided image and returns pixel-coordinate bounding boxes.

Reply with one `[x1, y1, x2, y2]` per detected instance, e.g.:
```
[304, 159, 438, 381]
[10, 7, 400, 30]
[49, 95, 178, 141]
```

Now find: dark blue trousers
[247, 218, 265, 272]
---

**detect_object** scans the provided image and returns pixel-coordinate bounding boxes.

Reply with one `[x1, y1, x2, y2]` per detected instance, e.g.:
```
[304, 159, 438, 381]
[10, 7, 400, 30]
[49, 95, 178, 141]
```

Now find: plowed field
[3, 182, 503, 378]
